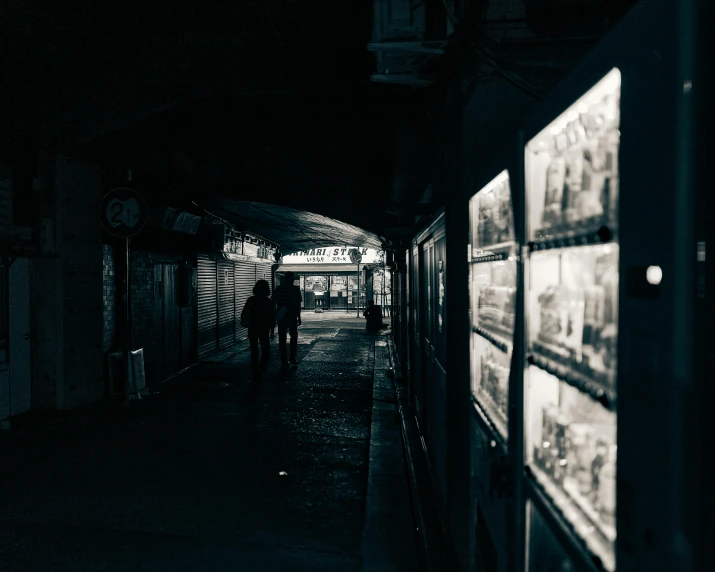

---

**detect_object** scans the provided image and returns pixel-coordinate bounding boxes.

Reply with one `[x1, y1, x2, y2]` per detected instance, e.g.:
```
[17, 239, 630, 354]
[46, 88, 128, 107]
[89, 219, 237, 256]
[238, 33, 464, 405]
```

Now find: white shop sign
[284, 246, 379, 265]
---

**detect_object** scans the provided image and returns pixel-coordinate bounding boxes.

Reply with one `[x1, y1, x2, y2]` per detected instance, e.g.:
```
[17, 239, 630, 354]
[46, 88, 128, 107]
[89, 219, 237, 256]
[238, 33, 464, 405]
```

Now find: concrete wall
[29, 155, 106, 412]
[53, 155, 104, 410]
[29, 258, 63, 409]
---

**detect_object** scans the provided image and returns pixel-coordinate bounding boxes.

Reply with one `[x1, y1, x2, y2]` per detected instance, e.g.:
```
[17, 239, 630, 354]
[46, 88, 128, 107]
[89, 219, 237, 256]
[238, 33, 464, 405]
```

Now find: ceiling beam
[368, 41, 447, 55]
[370, 74, 434, 87]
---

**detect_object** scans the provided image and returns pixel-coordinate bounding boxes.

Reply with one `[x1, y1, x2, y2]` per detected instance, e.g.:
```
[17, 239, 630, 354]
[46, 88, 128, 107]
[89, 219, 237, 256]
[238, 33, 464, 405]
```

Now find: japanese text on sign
[283, 246, 379, 265]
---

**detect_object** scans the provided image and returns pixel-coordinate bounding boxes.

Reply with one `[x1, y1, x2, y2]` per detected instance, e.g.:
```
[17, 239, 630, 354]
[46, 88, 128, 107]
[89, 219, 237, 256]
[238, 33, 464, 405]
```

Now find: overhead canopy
[202, 200, 384, 255]
[276, 264, 361, 275]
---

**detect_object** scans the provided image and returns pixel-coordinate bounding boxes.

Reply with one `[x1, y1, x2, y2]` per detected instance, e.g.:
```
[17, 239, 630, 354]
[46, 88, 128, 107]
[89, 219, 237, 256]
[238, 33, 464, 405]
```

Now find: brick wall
[102, 244, 116, 352]
[130, 251, 156, 356]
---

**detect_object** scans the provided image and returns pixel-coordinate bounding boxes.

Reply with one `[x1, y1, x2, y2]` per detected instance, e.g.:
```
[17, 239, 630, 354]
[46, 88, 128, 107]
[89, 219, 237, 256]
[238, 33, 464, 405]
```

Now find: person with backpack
[241, 279, 275, 381]
[272, 271, 302, 367]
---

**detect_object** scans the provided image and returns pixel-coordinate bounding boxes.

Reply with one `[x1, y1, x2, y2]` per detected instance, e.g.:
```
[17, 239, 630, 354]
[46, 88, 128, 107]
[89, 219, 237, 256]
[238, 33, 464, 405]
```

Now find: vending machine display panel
[525, 69, 621, 571]
[469, 170, 517, 440]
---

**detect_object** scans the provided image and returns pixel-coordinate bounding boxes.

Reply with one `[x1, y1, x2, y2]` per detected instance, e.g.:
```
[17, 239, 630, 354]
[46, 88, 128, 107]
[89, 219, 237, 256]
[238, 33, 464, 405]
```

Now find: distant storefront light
[283, 246, 380, 265]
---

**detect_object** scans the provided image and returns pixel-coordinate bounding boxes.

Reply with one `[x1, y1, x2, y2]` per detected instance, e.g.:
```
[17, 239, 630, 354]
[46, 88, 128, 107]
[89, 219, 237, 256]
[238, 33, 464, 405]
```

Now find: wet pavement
[0, 313, 418, 571]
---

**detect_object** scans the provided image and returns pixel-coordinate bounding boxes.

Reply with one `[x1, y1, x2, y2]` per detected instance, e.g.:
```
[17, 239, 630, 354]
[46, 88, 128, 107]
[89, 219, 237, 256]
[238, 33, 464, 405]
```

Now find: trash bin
[129, 348, 147, 398]
[107, 349, 148, 398]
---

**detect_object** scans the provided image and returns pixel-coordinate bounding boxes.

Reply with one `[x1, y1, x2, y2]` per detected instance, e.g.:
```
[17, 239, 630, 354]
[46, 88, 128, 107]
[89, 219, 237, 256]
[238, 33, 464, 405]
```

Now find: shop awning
[276, 264, 361, 275]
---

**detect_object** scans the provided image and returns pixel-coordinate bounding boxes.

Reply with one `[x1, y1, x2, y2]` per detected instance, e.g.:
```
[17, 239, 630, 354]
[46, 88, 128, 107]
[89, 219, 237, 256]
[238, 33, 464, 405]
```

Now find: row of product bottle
[479, 285, 517, 333]
[535, 249, 618, 381]
[533, 405, 616, 529]
[479, 346, 510, 418]
[475, 178, 514, 248]
[476, 260, 518, 336]
[539, 98, 620, 235]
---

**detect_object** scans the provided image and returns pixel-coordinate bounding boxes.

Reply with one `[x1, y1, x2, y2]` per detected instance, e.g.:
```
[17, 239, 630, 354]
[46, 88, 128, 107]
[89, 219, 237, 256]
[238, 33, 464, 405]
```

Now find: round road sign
[98, 187, 149, 238]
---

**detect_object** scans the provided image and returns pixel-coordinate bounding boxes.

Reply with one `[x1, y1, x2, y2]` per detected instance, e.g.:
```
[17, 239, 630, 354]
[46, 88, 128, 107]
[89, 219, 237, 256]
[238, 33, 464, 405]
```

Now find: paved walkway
[0, 314, 418, 572]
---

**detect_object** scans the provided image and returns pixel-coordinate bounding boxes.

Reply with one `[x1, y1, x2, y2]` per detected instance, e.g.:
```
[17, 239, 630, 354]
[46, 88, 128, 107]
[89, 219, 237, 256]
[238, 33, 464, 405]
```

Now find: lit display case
[469, 170, 516, 438]
[527, 69, 620, 243]
[305, 276, 328, 291]
[525, 69, 620, 571]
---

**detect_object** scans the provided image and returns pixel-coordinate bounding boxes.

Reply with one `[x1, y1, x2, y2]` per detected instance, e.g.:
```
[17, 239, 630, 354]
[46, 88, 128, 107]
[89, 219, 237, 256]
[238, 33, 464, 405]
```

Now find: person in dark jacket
[242, 279, 275, 381]
[273, 271, 302, 366]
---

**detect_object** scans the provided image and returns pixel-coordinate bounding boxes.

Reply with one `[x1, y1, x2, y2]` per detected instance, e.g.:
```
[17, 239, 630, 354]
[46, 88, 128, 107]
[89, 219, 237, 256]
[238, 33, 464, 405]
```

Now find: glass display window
[526, 367, 616, 571]
[471, 170, 515, 253]
[525, 69, 620, 570]
[469, 171, 517, 440]
[471, 334, 510, 437]
[529, 244, 618, 394]
[305, 276, 328, 291]
[526, 69, 621, 242]
[330, 276, 347, 291]
[473, 258, 518, 341]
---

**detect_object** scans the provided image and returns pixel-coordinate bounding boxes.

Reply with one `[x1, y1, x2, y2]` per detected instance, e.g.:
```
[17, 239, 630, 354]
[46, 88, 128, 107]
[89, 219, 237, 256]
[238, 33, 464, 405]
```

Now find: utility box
[129, 348, 147, 398]
[108, 349, 148, 398]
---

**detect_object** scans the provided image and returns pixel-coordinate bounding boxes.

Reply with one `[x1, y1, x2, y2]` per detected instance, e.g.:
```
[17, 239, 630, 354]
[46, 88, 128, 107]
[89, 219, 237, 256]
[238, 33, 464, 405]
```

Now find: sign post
[348, 249, 363, 317]
[98, 187, 148, 403]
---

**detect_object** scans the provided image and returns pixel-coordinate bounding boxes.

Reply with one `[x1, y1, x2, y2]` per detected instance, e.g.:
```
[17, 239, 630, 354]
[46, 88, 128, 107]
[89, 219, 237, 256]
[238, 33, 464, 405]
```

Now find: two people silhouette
[242, 272, 302, 381]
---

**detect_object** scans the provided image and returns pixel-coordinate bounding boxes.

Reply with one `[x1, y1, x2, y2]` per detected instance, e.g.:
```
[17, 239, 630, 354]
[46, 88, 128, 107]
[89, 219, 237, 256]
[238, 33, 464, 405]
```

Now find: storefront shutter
[217, 260, 235, 349]
[234, 261, 255, 340]
[255, 262, 273, 294]
[197, 254, 218, 357]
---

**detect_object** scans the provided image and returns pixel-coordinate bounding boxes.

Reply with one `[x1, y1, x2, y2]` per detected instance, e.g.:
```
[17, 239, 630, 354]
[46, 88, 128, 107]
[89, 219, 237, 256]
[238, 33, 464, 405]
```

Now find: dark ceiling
[89, 88, 424, 238]
[1, 0, 638, 251]
[1, 0, 429, 249]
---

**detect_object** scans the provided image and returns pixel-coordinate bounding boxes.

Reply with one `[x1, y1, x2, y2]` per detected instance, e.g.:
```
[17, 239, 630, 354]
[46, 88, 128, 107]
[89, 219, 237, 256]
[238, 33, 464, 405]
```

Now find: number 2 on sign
[106, 198, 141, 228]
[110, 202, 123, 224]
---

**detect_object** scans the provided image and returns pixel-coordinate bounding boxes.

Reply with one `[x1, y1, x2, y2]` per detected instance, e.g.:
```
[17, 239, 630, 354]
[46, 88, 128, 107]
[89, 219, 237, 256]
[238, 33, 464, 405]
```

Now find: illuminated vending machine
[466, 1, 701, 569]
[468, 165, 520, 572]
[516, 0, 705, 565]
[470, 170, 517, 439]
[523, 69, 620, 572]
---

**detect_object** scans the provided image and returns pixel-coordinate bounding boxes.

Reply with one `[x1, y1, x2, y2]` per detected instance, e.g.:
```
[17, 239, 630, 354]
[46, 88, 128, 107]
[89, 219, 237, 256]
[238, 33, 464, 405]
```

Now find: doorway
[154, 262, 196, 381]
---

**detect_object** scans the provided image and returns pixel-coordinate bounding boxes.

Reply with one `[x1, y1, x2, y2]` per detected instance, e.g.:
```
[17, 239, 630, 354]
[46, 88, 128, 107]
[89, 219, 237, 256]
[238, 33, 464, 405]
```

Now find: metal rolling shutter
[255, 262, 273, 295]
[217, 260, 235, 349]
[234, 261, 255, 340]
[197, 254, 218, 357]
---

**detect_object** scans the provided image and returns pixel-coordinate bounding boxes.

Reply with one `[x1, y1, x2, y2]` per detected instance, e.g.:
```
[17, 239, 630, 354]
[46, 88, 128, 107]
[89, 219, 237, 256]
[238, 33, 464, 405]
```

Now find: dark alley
[0, 314, 417, 571]
[1, 0, 714, 571]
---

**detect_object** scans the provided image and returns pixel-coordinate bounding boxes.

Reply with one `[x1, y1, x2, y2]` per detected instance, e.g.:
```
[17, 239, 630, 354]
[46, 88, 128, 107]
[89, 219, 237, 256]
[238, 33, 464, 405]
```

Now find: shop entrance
[291, 273, 366, 312]
[303, 276, 327, 310]
[329, 275, 348, 309]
